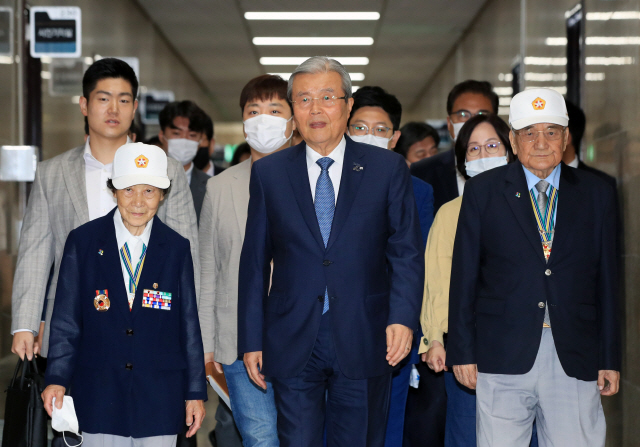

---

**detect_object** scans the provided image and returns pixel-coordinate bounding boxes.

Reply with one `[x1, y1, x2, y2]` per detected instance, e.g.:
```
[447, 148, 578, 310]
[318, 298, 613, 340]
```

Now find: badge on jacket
[142, 289, 171, 310]
[94, 290, 110, 312]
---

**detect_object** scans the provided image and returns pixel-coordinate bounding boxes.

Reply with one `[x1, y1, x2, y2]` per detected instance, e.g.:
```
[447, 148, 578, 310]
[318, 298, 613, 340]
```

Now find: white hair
[287, 56, 352, 102]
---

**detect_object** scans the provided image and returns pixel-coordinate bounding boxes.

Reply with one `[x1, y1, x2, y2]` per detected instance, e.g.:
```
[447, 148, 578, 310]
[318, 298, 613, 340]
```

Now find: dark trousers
[271, 311, 392, 447]
[402, 362, 447, 447]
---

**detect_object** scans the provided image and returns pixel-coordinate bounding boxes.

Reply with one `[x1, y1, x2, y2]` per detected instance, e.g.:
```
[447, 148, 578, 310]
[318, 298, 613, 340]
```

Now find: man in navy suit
[447, 88, 620, 446]
[238, 57, 424, 446]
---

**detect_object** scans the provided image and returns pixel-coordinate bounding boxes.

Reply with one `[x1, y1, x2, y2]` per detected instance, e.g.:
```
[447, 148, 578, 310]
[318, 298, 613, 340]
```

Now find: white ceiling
[135, 0, 488, 121]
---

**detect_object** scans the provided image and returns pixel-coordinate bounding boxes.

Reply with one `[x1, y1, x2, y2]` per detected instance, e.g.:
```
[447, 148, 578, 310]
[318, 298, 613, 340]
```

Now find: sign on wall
[0, 7, 13, 57]
[139, 90, 175, 125]
[30, 6, 81, 58]
[49, 58, 85, 96]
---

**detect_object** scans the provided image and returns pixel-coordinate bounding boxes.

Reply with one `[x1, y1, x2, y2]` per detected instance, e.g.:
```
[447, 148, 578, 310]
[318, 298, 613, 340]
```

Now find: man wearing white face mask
[199, 75, 295, 447]
[347, 85, 436, 447]
[411, 80, 498, 214]
[159, 100, 211, 223]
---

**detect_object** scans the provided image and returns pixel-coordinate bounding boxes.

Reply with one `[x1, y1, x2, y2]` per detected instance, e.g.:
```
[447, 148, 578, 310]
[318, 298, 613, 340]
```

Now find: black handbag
[2, 356, 48, 447]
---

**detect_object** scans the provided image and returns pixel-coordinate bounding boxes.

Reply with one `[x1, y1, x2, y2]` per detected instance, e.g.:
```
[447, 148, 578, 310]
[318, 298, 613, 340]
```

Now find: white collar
[305, 136, 346, 167]
[185, 163, 194, 184]
[567, 155, 579, 168]
[113, 207, 153, 251]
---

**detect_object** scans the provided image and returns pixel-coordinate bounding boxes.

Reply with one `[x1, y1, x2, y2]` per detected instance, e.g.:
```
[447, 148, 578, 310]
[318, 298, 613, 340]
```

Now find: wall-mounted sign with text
[30, 6, 81, 58]
[140, 91, 175, 125]
[0, 7, 13, 57]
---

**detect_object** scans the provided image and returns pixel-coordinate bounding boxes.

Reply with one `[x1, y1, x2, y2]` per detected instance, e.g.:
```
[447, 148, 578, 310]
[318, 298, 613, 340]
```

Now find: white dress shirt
[114, 208, 153, 309]
[185, 163, 194, 185]
[567, 156, 579, 168]
[453, 155, 466, 196]
[84, 137, 122, 221]
[306, 136, 346, 205]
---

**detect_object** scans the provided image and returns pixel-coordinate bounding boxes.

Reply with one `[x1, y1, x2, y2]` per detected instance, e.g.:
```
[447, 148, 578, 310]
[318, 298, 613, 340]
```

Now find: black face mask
[193, 146, 211, 170]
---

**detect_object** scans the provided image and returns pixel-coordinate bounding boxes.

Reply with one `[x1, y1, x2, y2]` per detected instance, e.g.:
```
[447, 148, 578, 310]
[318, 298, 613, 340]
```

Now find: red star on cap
[135, 155, 149, 168]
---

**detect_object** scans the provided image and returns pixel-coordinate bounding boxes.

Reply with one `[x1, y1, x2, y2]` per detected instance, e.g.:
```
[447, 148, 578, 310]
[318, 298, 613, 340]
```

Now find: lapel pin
[515, 192, 521, 198]
[153, 283, 158, 290]
[98, 249, 104, 256]
[353, 163, 363, 172]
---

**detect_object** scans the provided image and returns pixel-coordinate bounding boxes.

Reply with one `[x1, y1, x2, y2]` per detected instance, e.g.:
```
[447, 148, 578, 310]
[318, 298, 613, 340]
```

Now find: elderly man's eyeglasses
[292, 95, 347, 109]
[450, 110, 490, 122]
[349, 124, 393, 138]
[467, 141, 503, 157]
[515, 126, 565, 143]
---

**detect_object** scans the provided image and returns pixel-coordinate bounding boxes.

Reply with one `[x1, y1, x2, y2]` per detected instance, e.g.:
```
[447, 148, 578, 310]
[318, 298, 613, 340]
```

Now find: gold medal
[94, 290, 110, 311]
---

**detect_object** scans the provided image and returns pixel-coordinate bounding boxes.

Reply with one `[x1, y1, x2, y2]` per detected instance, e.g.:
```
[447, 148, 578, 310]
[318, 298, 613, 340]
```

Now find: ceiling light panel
[260, 57, 369, 65]
[245, 12, 380, 20]
[270, 72, 365, 81]
[254, 37, 374, 46]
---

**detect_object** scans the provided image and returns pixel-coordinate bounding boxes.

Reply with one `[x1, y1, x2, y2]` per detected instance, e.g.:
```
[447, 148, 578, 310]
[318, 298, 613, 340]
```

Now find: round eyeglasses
[466, 141, 503, 157]
[292, 95, 347, 109]
[450, 110, 491, 122]
[515, 127, 565, 143]
[348, 124, 393, 138]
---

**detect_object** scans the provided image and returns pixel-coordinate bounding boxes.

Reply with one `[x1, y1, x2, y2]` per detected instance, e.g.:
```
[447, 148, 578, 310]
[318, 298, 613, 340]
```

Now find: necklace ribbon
[529, 185, 558, 243]
[120, 243, 147, 309]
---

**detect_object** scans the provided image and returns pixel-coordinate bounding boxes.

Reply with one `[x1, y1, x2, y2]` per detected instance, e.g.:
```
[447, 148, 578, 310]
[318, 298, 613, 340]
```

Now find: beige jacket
[198, 159, 251, 364]
[419, 196, 462, 354]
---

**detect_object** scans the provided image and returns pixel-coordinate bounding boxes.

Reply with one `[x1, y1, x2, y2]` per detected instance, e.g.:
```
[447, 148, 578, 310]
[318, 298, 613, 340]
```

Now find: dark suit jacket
[45, 208, 207, 438]
[410, 150, 459, 213]
[238, 137, 424, 380]
[411, 176, 434, 248]
[447, 161, 620, 381]
[190, 167, 211, 224]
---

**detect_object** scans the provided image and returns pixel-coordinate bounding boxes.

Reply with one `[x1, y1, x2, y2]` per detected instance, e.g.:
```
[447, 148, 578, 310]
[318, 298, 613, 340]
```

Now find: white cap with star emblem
[509, 88, 569, 130]
[111, 142, 170, 190]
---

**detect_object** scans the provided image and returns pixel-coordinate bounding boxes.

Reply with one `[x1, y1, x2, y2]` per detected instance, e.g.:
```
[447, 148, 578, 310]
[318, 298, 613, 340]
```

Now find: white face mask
[52, 396, 83, 446]
[349, 133, 392, 149]
[244, 114, 293, 154]
[465, 155, 508, 177]
[452, 122, 465, 141]
[167, 138, 199, 166]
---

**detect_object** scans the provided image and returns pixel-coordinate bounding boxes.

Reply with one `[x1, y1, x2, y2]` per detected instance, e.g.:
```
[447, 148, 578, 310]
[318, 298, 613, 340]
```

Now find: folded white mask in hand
[52, 396, 83, 446]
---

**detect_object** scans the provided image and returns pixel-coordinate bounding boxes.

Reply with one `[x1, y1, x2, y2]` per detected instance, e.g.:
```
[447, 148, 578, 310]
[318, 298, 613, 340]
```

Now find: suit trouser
[383, 359, 411, 447]
[402, 362, 446, 447]
[476, 328, 606, 447]
[271, 311, 392, 447]
[82, 433, 177, 446]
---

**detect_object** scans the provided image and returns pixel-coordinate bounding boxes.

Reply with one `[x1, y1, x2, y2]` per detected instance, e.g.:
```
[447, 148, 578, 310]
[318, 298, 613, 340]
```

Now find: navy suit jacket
[45, 208, 207, 438]
[238, 137, 424, 380]
[447, 161, 620, 381]
[410, 149, 459, 213]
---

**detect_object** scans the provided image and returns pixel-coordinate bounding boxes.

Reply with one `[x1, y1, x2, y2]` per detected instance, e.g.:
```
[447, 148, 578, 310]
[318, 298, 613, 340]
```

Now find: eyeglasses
[515, 127, 565, 143]
[292, 95, 347, 109]
[466, 141, 503, 157]
[450, 110, 491, 122]
[348, 124, 392, 138]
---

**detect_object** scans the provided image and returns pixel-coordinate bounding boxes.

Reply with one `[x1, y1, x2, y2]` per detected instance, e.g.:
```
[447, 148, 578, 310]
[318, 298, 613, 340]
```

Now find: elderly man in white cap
[446, 88, 620, 446]
[42, 143, 207, 447]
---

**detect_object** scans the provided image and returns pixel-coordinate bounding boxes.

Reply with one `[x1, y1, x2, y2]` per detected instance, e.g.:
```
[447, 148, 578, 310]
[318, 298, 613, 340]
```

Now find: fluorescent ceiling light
[525, 72, 567, 82]
[497, 74, 514, 82]
[587, 11, 640, 21]
[260, 57, 369, 65]
[270, 72, 365, 81]
[545, 37, 567, 46]
[498, 106, 510, 116]
[352, 86, 360, 92]
[586, 72, 605, 81]
[586, 56, 635, 65]
[245, 12, 380, 20]
[0, 55, 13, 64]
[499, 97, 512, 106]
[41, 71, 51, 80]
[524, 57, 567, 66]
[253, 37, 374, 46]
[494, 86, 513, 95]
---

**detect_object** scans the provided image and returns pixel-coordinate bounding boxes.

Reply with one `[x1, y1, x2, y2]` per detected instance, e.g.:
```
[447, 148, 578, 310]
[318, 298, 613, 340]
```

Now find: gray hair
[287, 56, 352, 102]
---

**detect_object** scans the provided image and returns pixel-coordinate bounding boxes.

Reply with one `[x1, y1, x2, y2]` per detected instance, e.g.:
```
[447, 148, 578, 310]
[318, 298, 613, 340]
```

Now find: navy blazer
[45, 208, 207, 438]
[447, 161, 620, 381]
[410, 149, 459, 213]
[238, 137, 424, 380]
[411, 176, 434, 248]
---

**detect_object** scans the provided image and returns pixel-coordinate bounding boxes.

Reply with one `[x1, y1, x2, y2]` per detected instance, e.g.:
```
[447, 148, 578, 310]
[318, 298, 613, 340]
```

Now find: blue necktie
[315, 157, 335, 314]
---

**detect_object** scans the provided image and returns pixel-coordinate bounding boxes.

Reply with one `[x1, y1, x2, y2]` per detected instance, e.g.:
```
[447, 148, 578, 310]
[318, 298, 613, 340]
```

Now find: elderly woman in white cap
[42, 143, 207, 447]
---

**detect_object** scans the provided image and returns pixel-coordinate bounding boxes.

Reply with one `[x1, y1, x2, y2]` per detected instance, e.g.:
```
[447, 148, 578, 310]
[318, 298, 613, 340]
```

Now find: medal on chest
[94, 289, 110, 312]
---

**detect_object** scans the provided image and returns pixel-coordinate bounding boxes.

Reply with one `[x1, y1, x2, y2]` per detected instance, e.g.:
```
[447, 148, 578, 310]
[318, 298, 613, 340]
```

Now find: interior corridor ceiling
[135, 0, 489, 121]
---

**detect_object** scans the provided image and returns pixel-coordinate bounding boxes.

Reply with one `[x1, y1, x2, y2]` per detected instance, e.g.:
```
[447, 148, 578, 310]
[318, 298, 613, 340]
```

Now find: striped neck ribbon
[529, 185, 558, 243]
[120, 242, 147, 297]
